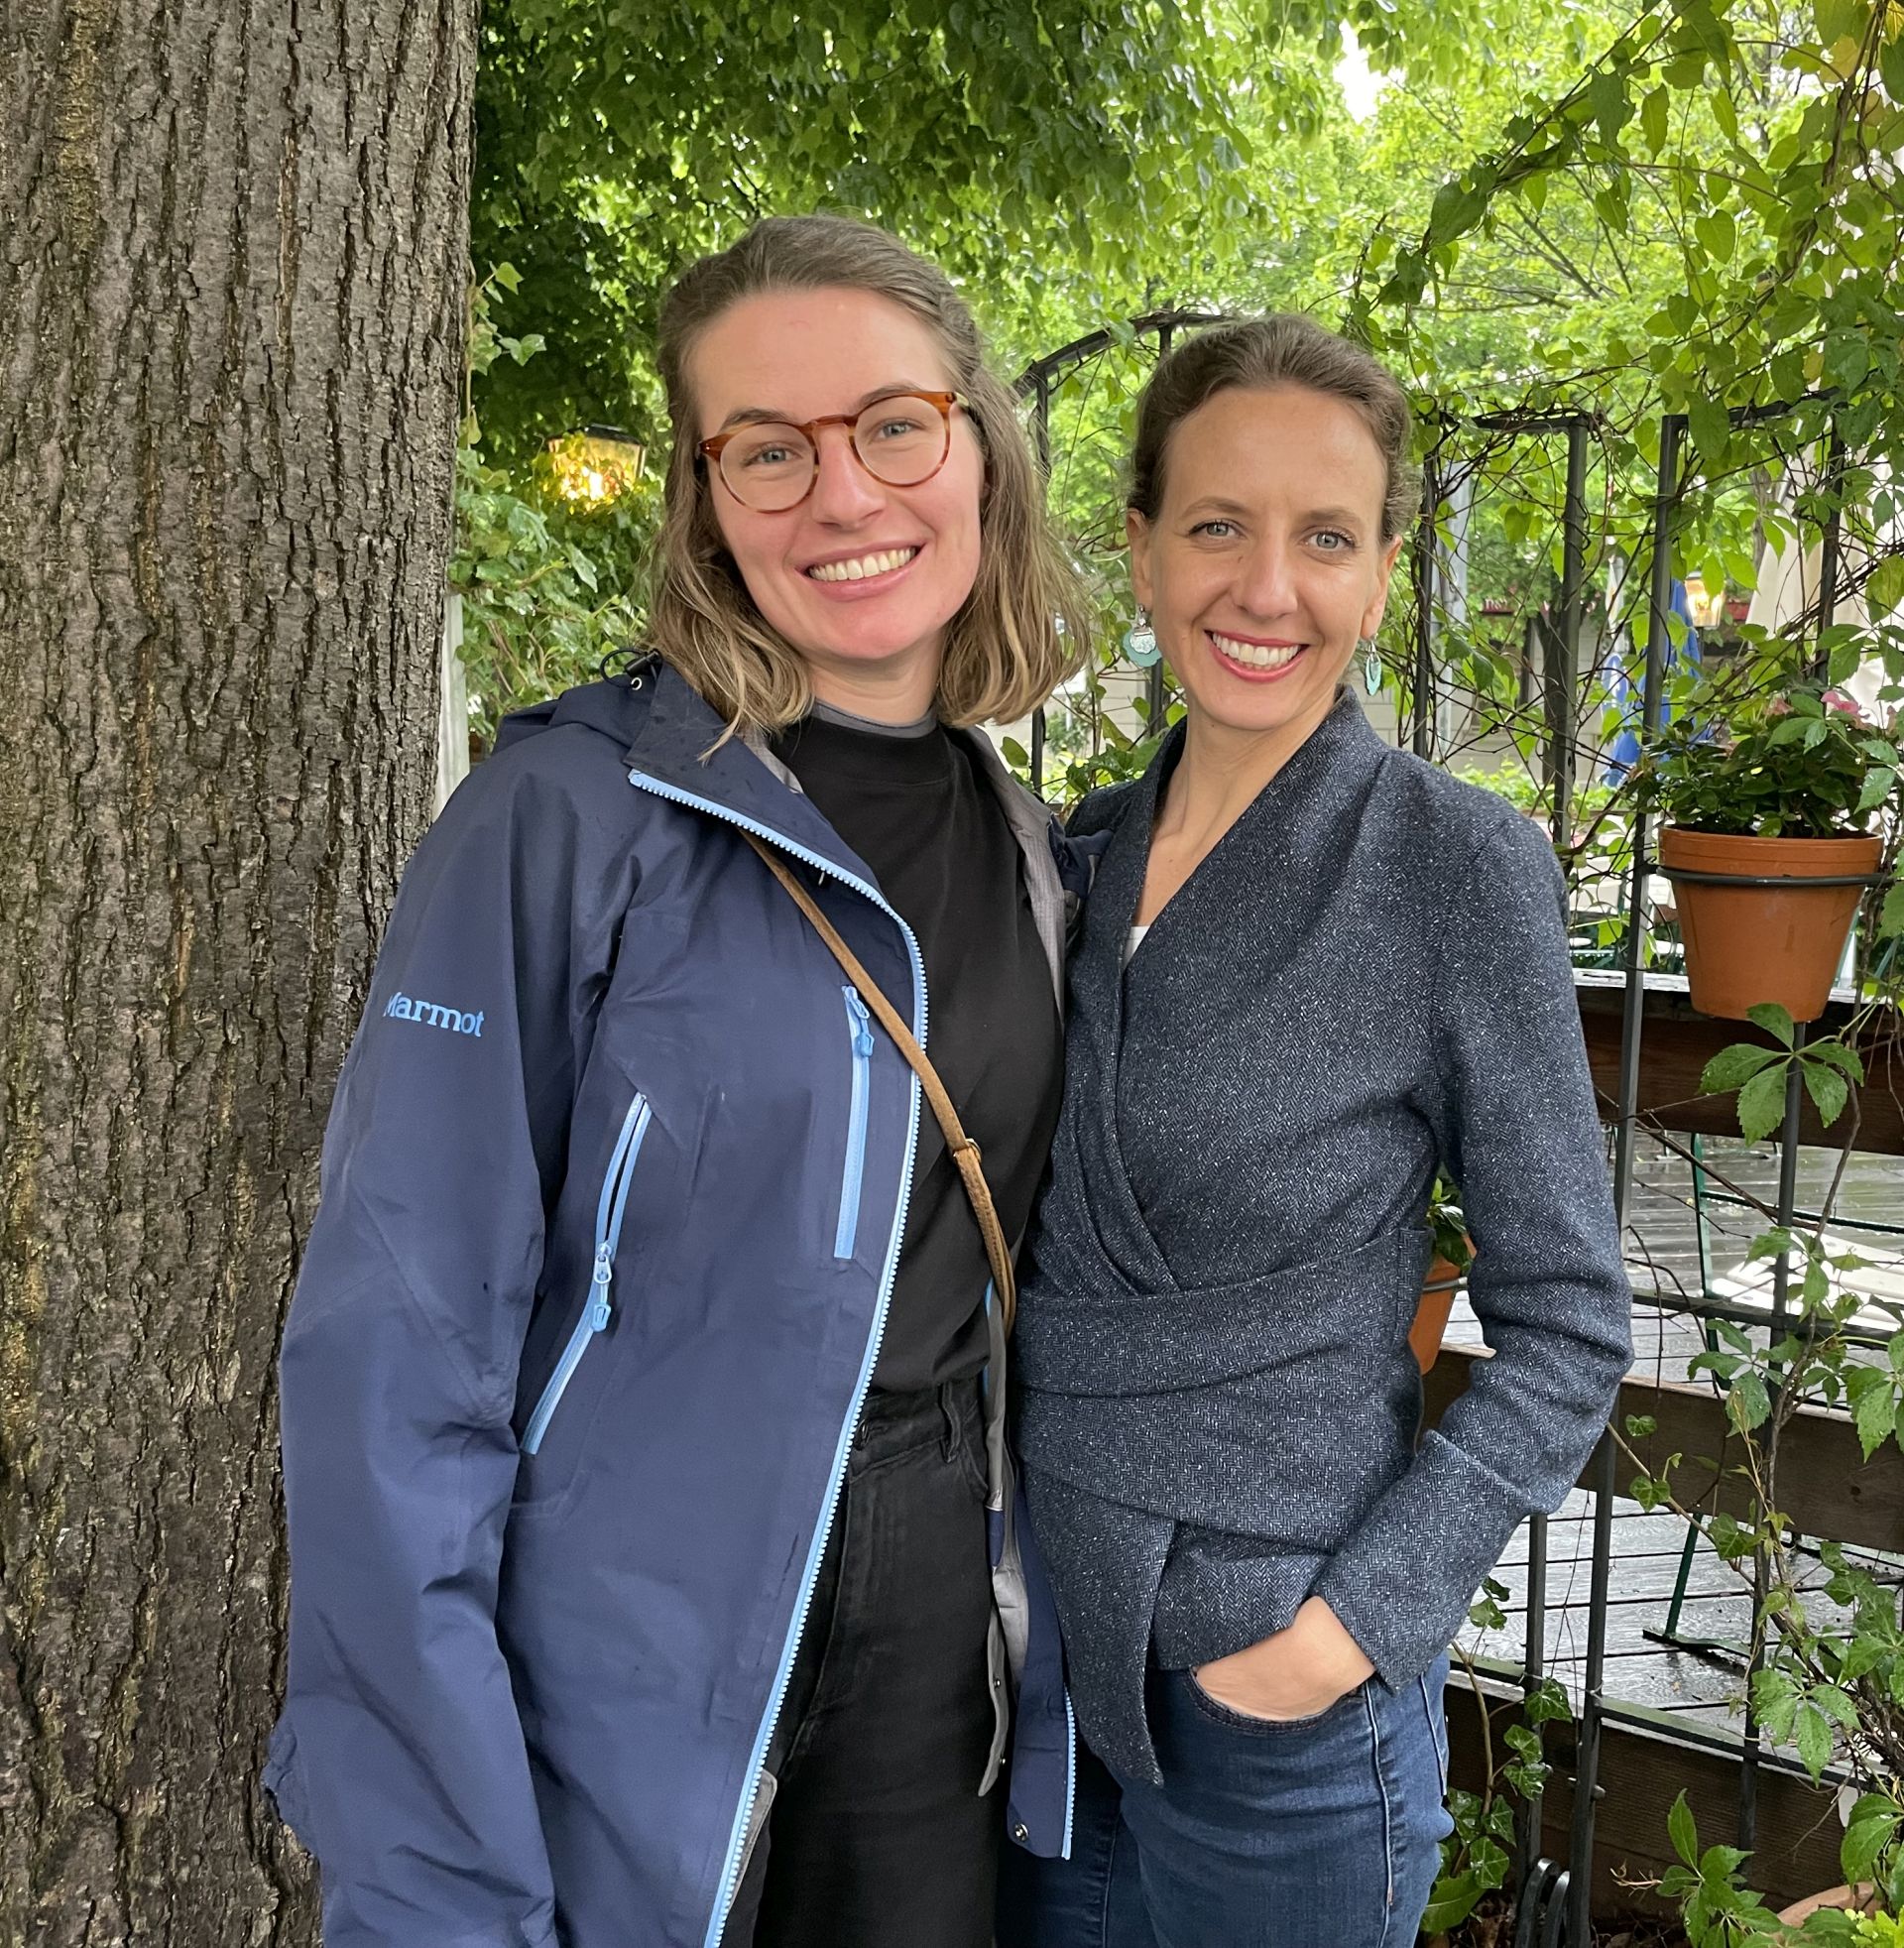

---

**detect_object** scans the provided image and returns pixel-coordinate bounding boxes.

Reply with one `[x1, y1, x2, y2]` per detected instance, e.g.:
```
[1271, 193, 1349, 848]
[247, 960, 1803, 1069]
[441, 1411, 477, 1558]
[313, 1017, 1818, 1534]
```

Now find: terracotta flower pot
[1657, 826, 1883, 1024]
[1410, 1255, 1467, 1375]
[1775, 1883, 1879, 1925]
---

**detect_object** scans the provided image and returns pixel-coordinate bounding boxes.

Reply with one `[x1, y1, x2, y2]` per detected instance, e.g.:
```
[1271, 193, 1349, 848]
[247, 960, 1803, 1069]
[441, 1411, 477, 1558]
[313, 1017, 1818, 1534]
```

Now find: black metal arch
[1013, 310, 1228, 792]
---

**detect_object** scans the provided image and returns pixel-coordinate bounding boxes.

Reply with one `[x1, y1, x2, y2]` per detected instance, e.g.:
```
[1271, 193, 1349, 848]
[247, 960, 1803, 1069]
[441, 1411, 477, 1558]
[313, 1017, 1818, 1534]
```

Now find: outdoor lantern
[1682, 571, 1726, 629]
[546, 425, 646, 504]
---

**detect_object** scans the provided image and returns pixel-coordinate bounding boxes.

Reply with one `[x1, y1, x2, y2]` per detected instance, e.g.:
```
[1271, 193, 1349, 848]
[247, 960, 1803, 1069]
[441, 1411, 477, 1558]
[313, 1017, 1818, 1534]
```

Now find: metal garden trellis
[1014, 314, 1875, 1946]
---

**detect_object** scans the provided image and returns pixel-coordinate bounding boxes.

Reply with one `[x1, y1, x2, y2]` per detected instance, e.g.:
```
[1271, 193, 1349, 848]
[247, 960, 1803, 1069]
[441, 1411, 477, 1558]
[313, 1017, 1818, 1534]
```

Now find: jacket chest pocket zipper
[523, 1092, 653, 1455]
[834, 987, 874, 1260]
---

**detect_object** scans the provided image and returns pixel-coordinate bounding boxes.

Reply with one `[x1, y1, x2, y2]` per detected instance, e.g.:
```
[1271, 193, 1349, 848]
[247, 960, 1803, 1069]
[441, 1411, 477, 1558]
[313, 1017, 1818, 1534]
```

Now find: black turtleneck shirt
[772, 706, 1063, 1392]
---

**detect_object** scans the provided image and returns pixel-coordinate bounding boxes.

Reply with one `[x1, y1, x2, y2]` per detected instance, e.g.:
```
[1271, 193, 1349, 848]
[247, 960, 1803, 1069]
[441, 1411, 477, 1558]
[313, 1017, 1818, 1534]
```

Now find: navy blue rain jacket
[266, 665, 1078, 1948]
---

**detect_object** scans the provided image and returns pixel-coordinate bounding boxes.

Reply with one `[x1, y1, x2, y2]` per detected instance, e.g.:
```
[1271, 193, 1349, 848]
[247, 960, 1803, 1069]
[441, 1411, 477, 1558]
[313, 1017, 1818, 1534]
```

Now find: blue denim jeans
[999, 1654, 1453, 1948]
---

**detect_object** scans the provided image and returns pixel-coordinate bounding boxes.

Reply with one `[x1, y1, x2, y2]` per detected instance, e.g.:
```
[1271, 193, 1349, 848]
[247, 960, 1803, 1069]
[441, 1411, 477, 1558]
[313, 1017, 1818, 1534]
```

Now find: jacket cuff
[1310, 1430, 1532, 1687]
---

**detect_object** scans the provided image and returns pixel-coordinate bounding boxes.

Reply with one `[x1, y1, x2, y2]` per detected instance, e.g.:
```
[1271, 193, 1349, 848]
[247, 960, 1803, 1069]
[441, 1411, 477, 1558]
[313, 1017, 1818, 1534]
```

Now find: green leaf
[1589, 69, 1629, 146]
[1804, 1061, 1850, 1126]
[1737, 1066, 1790, 1142]
[1526, 1678, 1574, 1725]
[1842, 1807, 1899, 1887]
[1882, 881, 1904, 940]
[1796, 1701, 1836, 1778]
[1701, 1043, 1784, 1093]
[1882, 27, 1904, 102]
[1869, 553, 1904, 616]
[1695, 208, 1736, 262]
[1728, 1370, 1772, 1431]
[1808, 1040, 1866, 1082]
[1419, 1870, 1488, 1933]
[1848, 1366, 1896, 1457]
[1688, 395, 1730, 464]
[1746, 1002, 1797, 1047]
[1641, 86, 1671, 153]
[1670, 1790, 1700, 1868]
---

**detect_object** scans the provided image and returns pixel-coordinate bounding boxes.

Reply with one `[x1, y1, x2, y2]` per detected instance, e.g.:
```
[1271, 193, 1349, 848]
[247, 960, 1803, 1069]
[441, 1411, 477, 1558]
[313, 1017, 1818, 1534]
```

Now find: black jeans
[722, 1379, 1000, 1948]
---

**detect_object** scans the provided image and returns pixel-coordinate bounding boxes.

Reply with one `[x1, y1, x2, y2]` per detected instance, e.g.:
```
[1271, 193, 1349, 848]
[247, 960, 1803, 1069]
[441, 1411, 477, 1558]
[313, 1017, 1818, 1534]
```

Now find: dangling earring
[1359, 637, 1383, 694]
[1123, 608, 1161, 668]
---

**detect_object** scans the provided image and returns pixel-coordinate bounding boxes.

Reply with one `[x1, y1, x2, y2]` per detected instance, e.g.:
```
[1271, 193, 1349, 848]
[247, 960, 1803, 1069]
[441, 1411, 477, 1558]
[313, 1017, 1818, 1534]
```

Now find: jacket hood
[493, 666, 659, 758]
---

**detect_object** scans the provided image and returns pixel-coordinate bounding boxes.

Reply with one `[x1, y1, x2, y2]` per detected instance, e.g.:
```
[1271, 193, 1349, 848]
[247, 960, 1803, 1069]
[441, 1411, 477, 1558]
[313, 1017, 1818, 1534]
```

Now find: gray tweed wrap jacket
[1014, 691, 1632, 1783]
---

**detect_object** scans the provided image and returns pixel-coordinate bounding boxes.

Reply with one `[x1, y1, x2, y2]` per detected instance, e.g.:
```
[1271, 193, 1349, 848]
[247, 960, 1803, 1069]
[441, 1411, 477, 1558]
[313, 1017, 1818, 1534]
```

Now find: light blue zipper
[621, 768, 927, 1948]
[834, 986, 874, 1259]
[522, 1092, 653, 1456]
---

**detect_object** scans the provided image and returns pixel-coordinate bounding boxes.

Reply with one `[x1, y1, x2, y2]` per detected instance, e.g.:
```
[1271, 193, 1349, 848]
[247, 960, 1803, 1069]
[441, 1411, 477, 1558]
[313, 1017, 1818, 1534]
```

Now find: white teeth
[808, 548, 918, 583]
[1211, 632, 1302, 670]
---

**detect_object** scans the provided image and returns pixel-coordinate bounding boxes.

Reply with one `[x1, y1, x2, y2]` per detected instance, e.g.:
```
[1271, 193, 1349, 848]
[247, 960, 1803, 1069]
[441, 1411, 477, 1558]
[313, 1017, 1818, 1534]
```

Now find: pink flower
[1822, 687, 1864, 719]
[1766, 695, 1794, 717]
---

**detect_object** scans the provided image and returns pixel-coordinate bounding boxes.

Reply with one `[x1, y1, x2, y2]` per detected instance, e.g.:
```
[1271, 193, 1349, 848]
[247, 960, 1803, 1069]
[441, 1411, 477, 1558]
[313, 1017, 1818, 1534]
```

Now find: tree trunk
[0, 0, 477, 1939]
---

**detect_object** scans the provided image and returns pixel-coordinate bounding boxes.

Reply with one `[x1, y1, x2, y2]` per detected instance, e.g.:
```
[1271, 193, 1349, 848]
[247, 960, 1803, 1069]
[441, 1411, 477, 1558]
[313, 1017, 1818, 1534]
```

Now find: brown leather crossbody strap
[741, 831, 1018, 1337]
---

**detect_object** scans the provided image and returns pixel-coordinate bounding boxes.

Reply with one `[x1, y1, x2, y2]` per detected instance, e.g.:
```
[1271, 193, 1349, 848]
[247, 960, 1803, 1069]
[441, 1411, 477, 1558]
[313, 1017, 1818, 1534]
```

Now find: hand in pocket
[1191, 1596, 1375, 1722]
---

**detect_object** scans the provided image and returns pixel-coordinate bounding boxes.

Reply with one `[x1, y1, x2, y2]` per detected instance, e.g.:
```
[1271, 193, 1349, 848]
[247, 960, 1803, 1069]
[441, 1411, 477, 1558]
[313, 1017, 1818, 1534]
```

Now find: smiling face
[687, 287, 986, 716]
[1128, 383, 1404, 754]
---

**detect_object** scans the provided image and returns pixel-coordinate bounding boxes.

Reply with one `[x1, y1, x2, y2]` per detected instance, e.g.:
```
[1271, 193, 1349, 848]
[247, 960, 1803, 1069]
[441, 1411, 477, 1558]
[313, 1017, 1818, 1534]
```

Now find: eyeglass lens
[718, 396, 949, 509]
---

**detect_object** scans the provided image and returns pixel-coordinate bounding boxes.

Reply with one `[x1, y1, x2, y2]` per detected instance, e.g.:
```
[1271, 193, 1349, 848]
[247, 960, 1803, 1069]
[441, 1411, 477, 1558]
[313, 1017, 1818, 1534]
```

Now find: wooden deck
[1445, 1131, 1904, 1740]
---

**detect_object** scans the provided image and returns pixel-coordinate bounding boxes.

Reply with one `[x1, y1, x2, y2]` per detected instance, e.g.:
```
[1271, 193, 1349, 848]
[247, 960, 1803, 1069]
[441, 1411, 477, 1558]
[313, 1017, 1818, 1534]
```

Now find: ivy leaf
[1842, 1805, 1899, 1887]
[1420, 1871, 1488, 1933]
[1728, 1370, 1772, 1432]
[1803, 1060, 1850, 1126]
[1736, 1065, 1790, 1142]
[1796, 1701, 1836, 1778]
[1807, 1040, 1865, 1081]
[1746, 1002, 1797, 1047]
[1701, 1043, 1784, 1093]
[1847, 1366, 1896, 1457]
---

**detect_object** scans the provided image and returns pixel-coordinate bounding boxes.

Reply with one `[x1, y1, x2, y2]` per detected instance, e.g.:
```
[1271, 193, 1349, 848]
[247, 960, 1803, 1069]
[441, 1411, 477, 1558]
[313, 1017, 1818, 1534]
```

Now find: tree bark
[0, 0, 477, 1940]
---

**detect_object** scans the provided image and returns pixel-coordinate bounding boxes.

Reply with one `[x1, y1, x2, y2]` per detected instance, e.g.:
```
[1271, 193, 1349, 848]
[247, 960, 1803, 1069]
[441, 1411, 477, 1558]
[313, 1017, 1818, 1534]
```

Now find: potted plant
[1643, 682, 1896, 1022]
[1412, 1177, 1474, 1375]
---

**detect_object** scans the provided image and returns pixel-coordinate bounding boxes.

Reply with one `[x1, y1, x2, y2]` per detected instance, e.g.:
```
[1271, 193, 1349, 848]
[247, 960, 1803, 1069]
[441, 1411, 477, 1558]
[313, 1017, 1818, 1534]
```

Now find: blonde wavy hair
[651, 215, 1091, 736]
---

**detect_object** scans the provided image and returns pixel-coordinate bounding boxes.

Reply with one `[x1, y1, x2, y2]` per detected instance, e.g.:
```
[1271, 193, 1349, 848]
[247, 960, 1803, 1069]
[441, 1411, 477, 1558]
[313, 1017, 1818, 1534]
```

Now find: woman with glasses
[268, 216, 1088, 1948]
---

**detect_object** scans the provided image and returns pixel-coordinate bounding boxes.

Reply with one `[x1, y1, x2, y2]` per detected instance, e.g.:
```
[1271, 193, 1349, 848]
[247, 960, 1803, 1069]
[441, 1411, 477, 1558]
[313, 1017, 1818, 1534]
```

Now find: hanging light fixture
[1682, 571, 1726, 629]
[546, 425, 646, 504]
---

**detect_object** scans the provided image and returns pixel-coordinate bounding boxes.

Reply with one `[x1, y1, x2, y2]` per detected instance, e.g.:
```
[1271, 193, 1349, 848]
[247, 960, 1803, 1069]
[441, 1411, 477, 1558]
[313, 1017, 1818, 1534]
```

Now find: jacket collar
[617, 666, 1067, 987]
[1124, 683, 1382, 841]
[619, 662, 880, 885]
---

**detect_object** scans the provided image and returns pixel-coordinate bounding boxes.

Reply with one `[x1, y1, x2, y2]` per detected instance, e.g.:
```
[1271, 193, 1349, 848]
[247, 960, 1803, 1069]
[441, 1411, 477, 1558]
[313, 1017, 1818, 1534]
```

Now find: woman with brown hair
[999, 316, 1631, 1946]
[268, 215, 1087, 1948]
